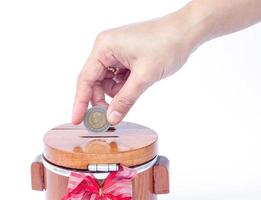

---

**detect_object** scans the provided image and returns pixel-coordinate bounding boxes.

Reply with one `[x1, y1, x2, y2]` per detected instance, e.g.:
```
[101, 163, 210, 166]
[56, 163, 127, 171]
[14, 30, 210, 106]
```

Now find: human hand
[72, 12, 197, 125]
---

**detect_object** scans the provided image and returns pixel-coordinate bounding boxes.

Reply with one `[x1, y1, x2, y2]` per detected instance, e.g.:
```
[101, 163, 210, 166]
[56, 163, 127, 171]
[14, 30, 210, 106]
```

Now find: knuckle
[136, 76, 151, 87]
[116, 96, 135, 109]
[77, 73, 94, 88]
[95, 30, 111, 45]
[134, 72, 152, 88]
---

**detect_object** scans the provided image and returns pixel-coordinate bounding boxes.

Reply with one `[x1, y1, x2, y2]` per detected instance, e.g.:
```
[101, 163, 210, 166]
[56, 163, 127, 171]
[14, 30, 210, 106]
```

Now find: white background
[0, 0, 261, 199]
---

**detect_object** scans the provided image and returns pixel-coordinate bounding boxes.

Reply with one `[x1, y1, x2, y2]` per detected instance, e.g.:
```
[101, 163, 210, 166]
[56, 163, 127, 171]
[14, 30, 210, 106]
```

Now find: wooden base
[31, 156, 169, 200]
[44, 167, 156, 200]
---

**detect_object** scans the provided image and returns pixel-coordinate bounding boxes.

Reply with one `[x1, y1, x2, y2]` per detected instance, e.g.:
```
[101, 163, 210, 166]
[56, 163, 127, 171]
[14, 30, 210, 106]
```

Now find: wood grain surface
[44, 122, 158, 169]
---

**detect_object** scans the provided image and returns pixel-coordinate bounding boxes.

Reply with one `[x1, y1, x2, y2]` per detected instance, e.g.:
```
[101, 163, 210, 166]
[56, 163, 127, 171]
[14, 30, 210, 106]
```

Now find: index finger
[72, 55, 105, 124]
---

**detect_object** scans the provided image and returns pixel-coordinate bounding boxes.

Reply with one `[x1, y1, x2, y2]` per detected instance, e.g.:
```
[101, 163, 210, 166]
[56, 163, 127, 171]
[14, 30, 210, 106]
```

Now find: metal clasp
[88, 163, 119, 172]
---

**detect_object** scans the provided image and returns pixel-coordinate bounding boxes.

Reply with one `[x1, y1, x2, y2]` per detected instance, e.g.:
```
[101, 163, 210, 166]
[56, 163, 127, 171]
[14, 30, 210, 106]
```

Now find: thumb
[107, 71, 150, 125]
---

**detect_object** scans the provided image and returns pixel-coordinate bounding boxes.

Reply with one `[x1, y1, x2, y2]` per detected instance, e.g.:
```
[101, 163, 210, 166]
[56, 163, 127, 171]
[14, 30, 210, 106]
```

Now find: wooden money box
[31, 122, 169, 200]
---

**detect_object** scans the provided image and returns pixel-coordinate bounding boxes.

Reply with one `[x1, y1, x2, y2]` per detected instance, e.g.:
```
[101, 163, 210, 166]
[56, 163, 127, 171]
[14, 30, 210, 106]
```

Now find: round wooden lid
[43, 122, 158, 169]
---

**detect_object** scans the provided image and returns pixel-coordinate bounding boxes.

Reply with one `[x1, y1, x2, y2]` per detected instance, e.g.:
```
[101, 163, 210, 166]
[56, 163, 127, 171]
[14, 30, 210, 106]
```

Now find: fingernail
[108, 110, 123, 124]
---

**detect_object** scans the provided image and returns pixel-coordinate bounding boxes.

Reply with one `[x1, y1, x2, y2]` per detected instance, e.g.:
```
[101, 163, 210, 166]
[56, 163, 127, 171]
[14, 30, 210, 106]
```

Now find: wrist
[160, 1, 215, 53]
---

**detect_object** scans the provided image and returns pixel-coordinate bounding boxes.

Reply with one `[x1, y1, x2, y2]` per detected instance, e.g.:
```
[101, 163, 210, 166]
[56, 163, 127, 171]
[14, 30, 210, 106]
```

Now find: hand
[72, 0, 261, 126]
[72, 13, 196, 125]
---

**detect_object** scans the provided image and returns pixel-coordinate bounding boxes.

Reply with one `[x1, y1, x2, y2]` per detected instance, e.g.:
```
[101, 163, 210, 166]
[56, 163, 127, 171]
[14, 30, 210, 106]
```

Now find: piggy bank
[31, 122, 169, 200]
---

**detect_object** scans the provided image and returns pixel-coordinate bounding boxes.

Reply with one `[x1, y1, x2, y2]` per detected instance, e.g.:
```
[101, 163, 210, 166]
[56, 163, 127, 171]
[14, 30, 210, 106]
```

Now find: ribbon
[62, 166, 137, 200]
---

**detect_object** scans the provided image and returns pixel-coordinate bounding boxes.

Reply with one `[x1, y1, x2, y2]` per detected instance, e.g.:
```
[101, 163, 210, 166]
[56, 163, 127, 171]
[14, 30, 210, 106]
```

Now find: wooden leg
[44, 169, 68, 200]
[133, 167, 157, 200]
[31, 155, 45, 191]
[153, 156, 170, 194]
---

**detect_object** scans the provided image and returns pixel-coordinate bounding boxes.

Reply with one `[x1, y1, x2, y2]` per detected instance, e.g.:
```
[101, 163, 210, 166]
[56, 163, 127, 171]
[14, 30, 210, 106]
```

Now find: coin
[83, 106, 110, 132]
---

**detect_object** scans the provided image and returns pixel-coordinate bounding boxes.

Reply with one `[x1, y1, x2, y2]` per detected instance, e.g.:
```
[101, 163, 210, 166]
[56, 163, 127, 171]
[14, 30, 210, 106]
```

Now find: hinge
[88, 163, 119, 172]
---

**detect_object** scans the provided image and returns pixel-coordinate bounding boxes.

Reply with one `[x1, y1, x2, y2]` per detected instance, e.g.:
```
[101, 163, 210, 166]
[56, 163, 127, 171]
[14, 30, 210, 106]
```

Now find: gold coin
[84, 106, 109, 132]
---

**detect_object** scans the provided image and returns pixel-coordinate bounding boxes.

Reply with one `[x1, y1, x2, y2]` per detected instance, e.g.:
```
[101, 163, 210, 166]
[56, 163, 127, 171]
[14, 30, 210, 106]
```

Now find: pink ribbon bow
[62, 166, 137, 200]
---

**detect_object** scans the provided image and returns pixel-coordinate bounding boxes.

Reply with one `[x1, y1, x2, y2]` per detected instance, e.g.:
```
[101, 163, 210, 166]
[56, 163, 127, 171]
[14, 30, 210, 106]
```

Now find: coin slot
[106, 126, 116, 132]
[80, 135, 118, 138]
